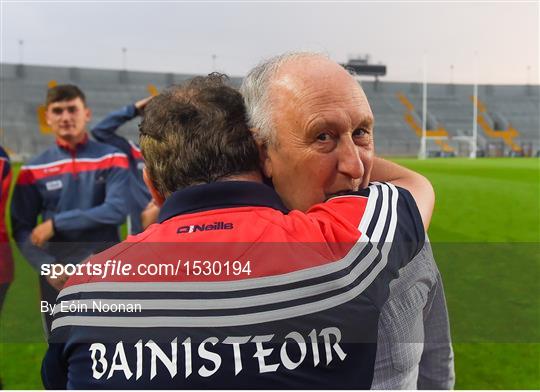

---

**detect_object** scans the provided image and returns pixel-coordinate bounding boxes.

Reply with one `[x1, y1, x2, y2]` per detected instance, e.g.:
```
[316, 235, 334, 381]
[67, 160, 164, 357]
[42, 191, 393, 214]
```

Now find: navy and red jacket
[11, 135, 131, 270]
[43, 181, 425, 389]
[0, 145, 14, 284]
[91, 104, 151, 234]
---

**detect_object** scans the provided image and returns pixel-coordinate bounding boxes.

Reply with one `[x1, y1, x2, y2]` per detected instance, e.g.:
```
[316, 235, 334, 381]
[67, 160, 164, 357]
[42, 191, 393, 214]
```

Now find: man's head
[45, 84, 91, 144]
[139, 73, 261, 204]
[241, 52, 375, 212]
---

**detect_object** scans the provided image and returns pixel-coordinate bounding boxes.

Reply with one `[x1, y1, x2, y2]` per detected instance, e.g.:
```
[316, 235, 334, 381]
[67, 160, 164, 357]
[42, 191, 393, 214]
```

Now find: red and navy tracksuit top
[43, 181, 425, 389]
[91, 104, 151, 234]
[0, 145, 14, 285]
[10, 135, 131, 270]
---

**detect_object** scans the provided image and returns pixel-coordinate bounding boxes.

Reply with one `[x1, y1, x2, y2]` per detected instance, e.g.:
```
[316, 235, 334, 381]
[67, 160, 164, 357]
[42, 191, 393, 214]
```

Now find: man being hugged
[241, 52, 454, 389]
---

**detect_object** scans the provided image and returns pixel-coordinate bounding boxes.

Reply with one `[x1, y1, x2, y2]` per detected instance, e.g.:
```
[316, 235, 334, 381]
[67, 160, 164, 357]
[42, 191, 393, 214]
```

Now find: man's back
[372, 240, 455, 389]
[43, 181, 424, 389]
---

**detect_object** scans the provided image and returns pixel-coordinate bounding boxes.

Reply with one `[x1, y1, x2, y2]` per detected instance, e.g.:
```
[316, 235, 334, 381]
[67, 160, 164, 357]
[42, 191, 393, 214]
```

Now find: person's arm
[52, 156, 131, 232]
[370, 157, 434, 230]
[91, 97, 153, 156]
[42, 288, 75, 389]
[91, 105, 137, 156]
[42, 343, 68, 389]
[10, 172, 57, 271]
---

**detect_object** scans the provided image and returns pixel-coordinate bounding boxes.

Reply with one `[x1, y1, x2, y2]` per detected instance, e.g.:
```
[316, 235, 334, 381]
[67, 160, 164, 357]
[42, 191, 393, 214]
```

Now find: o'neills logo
[177, 222, 233, 234]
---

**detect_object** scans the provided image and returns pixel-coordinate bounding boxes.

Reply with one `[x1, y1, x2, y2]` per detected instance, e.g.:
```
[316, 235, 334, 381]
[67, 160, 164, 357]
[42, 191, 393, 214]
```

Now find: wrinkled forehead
[269, 59, 373, 130]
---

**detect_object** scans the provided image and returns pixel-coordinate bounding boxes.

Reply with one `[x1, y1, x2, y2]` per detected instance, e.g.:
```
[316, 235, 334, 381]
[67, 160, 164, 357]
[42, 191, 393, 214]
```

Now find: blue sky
[1, 1, 538, 84]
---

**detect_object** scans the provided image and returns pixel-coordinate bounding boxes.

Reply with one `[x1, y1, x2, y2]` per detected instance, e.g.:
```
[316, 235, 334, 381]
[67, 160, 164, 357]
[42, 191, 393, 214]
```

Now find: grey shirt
[372, 240, 455, 389]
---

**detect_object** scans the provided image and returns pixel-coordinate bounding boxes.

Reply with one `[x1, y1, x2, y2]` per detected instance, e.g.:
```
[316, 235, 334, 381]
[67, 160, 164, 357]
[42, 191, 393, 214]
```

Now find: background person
[0, 145, 14, 390]
[43, 74, 426, 389]
[10, 84, 130, 336]
[0, 145, 14, 313]
[91, 96, 154, 234]
[240, 52, 455, 389]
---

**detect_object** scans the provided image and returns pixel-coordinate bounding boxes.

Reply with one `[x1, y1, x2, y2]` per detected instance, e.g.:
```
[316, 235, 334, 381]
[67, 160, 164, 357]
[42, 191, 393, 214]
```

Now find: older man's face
[262, 57, 375, 212]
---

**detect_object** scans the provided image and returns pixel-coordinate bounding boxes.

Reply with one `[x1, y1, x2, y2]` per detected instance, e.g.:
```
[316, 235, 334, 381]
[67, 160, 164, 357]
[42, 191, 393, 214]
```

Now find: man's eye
[52, 108, 63, 115]
[316, 133, 331, 141]
[67, 107, 78, 114]
[353, 128, 368, 137]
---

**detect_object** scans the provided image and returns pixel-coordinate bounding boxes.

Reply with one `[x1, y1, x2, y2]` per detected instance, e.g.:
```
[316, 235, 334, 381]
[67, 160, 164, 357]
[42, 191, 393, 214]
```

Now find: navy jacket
[11, 136, 131, 270]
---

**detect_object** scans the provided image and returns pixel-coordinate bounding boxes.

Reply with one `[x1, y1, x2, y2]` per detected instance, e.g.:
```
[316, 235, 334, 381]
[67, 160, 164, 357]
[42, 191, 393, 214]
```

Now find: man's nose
[337, 137, 363, 180]
[59, 110, 71, 121]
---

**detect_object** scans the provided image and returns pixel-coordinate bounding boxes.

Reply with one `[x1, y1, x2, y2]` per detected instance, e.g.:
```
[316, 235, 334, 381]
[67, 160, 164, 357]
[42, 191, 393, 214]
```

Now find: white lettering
[135, 340, 143, 380]
[319, 327, 347, 365]
[182, 337, 193, 378]
[280, 331, 307, 370]
[252, 334, 279, 373]
[308, 329, 320, 367]
[89, 343, 108, 379]
[86, 327, 347, 380]
[145, 338, 177, 380]
[41, 301, 53, 316]
[198, 337, 221, 377]
[223, 336, 251, 375]
[107, 342, 133, 380]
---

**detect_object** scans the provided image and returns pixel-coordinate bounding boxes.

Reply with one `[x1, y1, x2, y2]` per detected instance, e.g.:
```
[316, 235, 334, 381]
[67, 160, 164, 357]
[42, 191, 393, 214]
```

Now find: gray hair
[240, 51, 328, 146]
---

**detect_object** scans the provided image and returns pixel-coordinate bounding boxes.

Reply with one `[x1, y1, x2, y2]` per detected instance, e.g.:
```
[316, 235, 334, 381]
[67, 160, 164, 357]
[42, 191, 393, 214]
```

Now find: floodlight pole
[471, 52, 478, 159]
[122, 47, 127, 71]
[419, 53, 427, 160]
[18, 39, 24, 64]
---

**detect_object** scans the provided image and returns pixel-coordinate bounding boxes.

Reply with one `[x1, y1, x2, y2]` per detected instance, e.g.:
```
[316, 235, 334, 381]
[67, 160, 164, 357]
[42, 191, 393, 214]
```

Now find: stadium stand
[1, 63, 538, 159]
[471, 97, 523, 155]
[395, 92, 455, 156]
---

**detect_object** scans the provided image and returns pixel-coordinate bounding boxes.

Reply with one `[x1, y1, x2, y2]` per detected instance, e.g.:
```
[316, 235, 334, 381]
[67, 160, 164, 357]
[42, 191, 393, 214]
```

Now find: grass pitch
[1, 158, 539, 389]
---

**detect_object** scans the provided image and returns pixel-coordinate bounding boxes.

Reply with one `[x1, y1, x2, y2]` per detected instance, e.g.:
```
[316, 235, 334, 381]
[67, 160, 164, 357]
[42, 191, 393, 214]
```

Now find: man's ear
[143, 168, 166, 206]
[45, 107, 52, 126]
[252, 131, 273, 179]
[84, 107, 92, 123]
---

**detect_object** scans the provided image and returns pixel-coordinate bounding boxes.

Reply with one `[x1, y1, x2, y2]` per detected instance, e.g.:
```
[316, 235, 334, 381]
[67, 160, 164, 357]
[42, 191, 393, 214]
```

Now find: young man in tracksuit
[11, 85, 130, 336]
[42, 75, 428, 389]
[91, 97, 153, 234]
[0, 145, 13, 312]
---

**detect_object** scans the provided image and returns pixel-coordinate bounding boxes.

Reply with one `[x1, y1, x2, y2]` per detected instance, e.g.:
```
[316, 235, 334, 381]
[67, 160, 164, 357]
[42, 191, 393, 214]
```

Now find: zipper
[71, 148, 78, 180]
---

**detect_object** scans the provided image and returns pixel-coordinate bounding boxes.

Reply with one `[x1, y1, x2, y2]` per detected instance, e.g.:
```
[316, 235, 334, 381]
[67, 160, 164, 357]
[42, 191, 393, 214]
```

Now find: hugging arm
[370, 157, 434, 231]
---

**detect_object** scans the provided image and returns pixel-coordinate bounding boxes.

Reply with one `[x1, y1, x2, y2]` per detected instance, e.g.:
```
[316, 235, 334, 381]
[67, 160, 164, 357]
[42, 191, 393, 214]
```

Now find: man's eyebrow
[356, 116, 374, 129]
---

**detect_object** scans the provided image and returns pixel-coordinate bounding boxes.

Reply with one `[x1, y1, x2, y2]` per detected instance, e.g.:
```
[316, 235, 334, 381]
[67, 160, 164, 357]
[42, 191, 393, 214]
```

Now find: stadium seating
[0, 63, 538, 159]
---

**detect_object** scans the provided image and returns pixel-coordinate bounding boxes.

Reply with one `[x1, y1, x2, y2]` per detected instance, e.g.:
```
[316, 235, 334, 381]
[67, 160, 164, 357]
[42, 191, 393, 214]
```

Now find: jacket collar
[56, 133, 89, 152]
[158, 181, 289, 223]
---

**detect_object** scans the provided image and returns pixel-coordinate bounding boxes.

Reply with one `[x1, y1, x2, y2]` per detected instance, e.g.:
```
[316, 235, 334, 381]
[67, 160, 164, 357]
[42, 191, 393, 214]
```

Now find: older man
[241, 52, 455, 389]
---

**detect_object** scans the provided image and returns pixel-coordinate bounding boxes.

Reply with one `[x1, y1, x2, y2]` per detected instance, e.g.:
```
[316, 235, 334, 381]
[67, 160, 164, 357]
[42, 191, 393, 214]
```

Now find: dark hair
[139, 73, 260, 197]
[46, 84, 86, 107]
